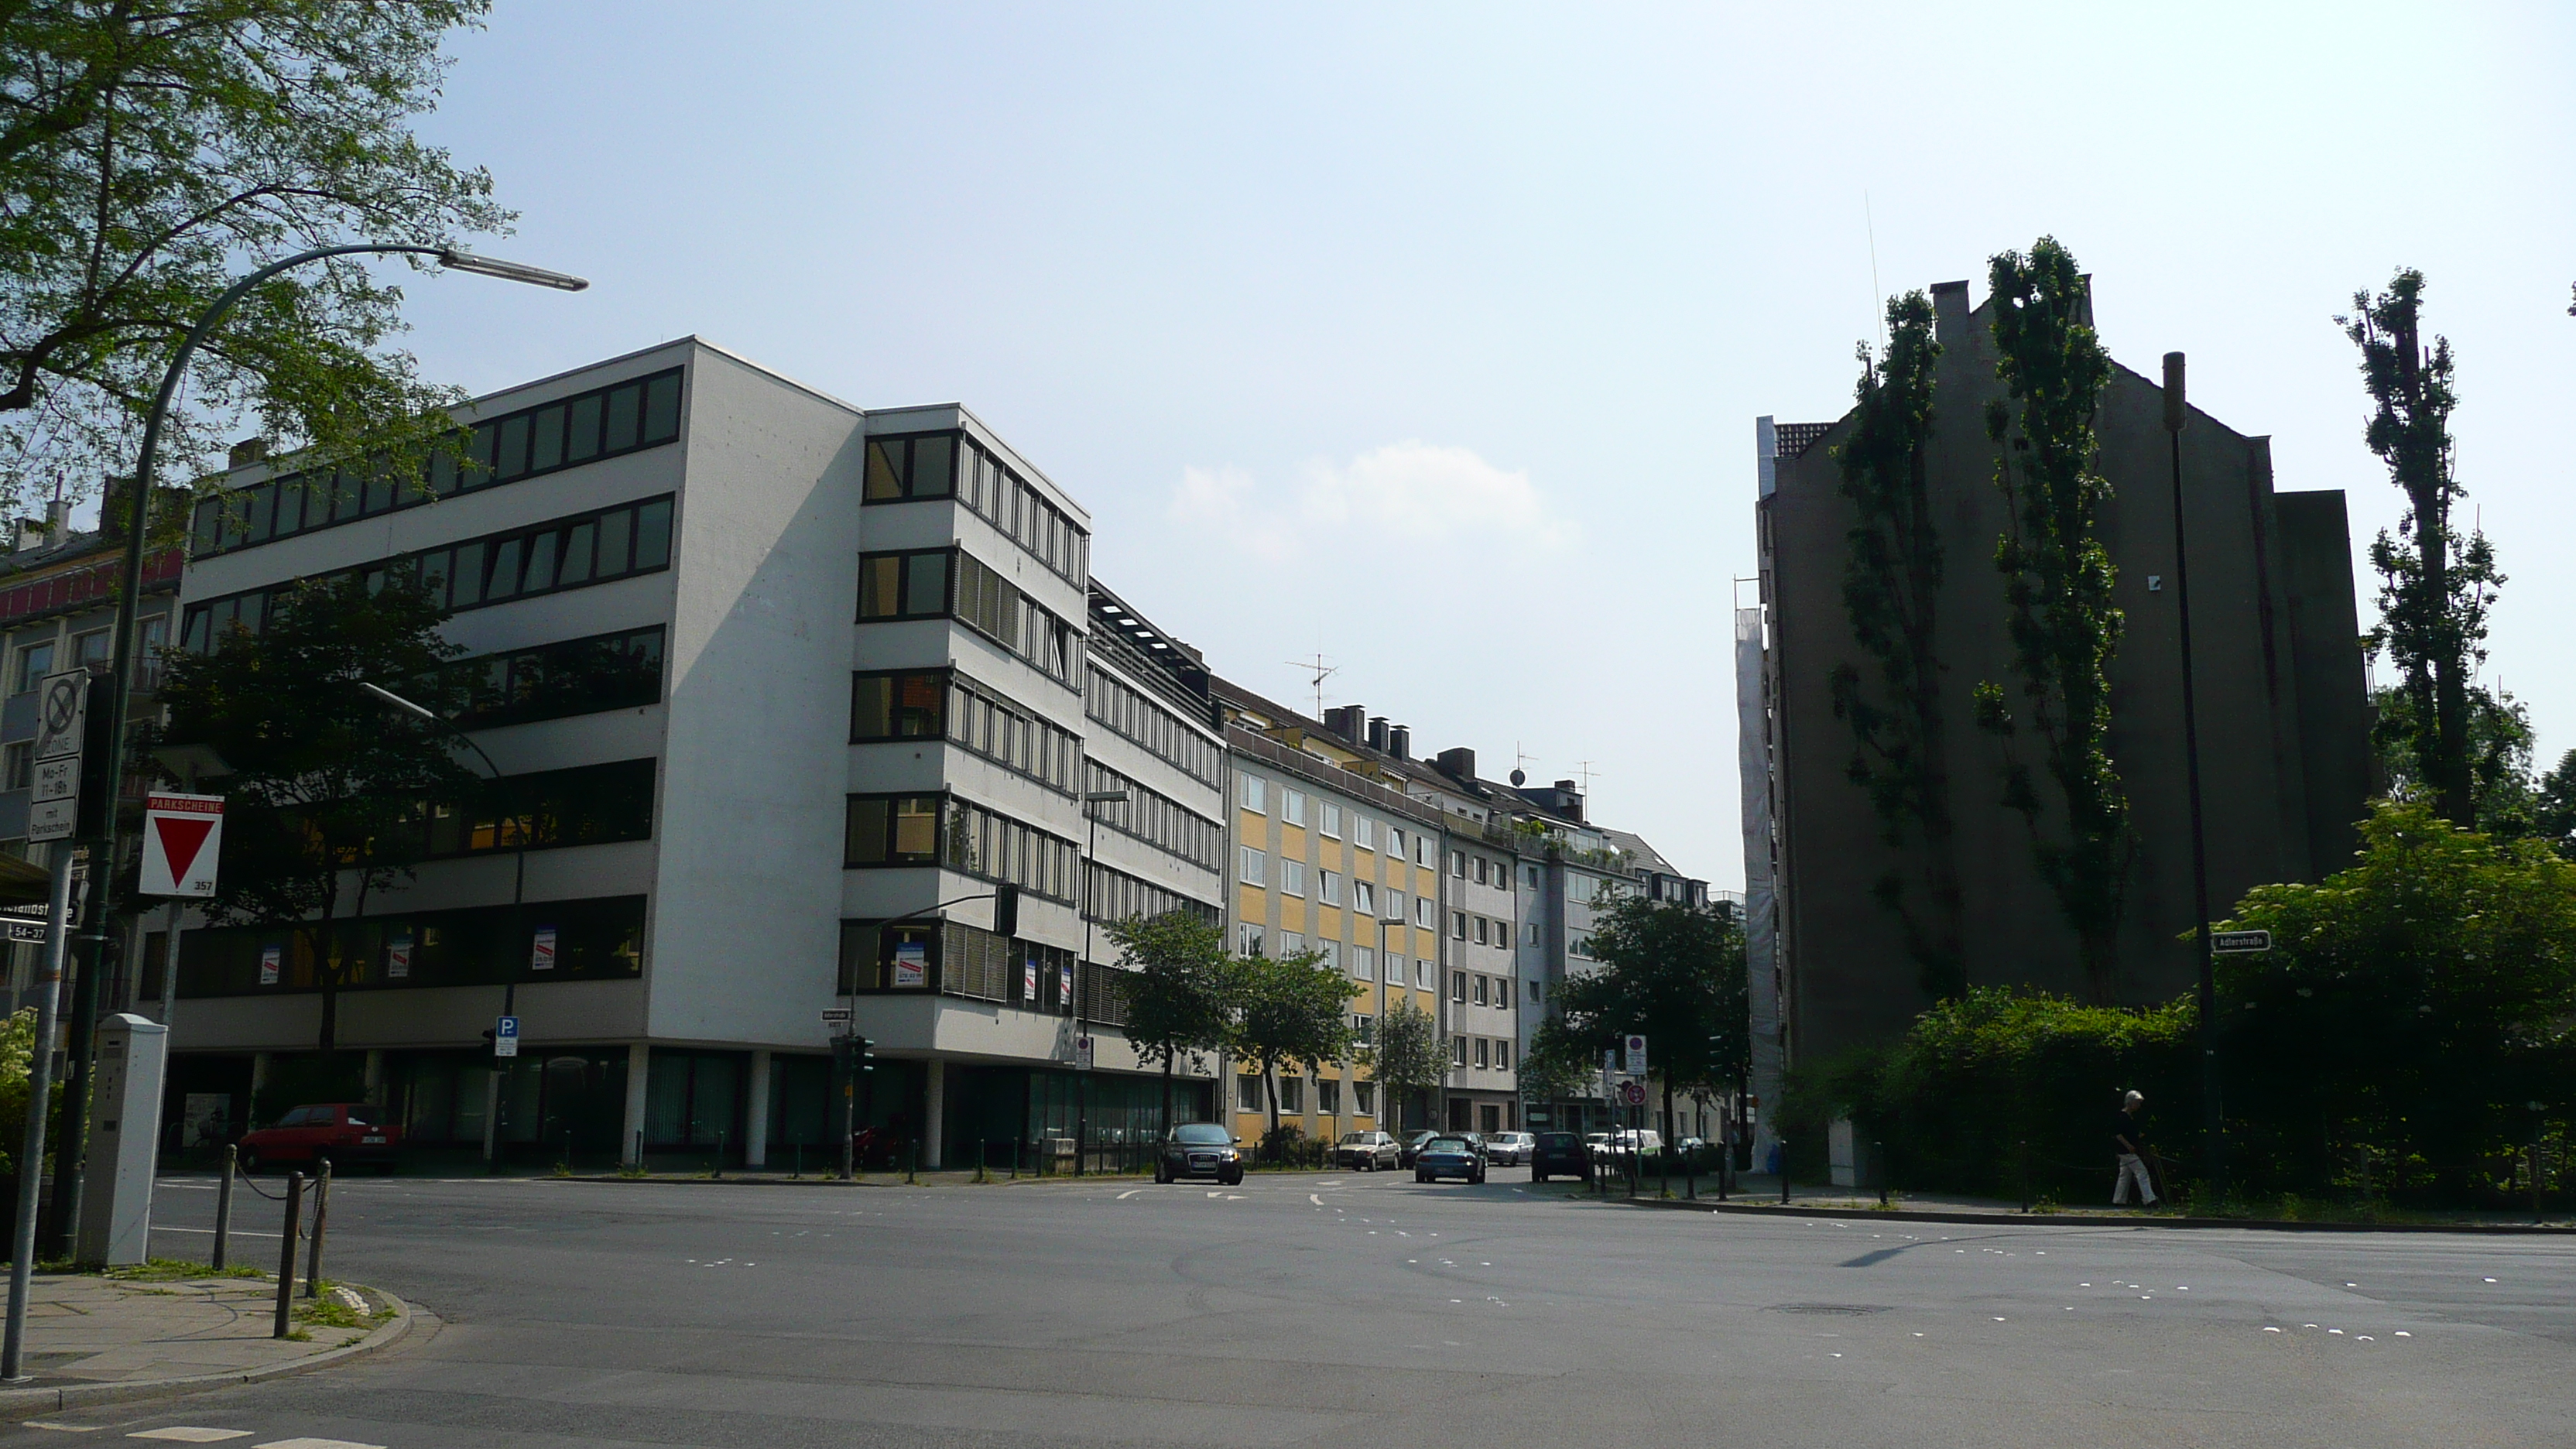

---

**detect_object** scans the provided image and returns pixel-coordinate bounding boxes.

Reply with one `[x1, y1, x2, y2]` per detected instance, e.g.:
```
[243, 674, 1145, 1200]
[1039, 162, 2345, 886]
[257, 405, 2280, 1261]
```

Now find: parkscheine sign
[140, 793, 224, 897]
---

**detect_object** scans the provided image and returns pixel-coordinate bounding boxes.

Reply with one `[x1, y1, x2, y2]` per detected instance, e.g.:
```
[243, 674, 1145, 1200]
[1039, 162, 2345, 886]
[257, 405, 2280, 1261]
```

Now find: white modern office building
[163, 338, 1206, 1166]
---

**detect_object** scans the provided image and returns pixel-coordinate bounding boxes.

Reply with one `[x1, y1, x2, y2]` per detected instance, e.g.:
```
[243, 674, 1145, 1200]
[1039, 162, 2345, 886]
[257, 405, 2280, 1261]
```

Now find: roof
[1774, 421, 1835, 459]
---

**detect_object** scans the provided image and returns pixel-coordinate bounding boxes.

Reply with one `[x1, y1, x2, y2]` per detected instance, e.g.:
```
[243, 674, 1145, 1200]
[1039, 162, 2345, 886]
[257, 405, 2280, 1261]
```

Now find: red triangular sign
[154, 816, 216, 884]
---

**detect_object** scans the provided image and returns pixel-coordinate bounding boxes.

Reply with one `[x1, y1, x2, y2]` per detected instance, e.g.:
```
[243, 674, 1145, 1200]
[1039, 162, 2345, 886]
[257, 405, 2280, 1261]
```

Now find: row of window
[181, 496, 674, 653]
[1452, 849, 1516, 887]
[841, 791, 1079, 903]
[1449, 971, 1515, 1011]
[858, 547, 1081, 689]
[1233, 923, 1432, 988]
[865, 430, 1090, 586]
[1237, 776, 1427, 865]
[447, 626, 664, 731]
[1084, 760, 1222, 872]
[403, 759, 656, 859]
[1087, 862, 1221, 930]
[175, 896, 646, 996]
[849, 668, 1081, 796]
[191, 369, 684, 557]
[1451, 910, 1516, 947]
[1452, 1036, 1513, 1071]
[1085, 667, 1222, 787]
[1236, 1074, 1376, 1118]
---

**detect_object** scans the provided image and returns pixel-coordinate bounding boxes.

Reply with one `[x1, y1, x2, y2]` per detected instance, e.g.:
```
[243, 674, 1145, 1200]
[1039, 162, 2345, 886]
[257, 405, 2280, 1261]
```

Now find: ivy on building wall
[1972, 238, 2132, 1003]
[1828, 291, 1965, 1000]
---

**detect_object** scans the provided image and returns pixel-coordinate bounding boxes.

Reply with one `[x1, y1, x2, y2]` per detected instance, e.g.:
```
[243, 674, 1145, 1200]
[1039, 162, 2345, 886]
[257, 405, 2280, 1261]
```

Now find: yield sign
[141, 793, 224, 897]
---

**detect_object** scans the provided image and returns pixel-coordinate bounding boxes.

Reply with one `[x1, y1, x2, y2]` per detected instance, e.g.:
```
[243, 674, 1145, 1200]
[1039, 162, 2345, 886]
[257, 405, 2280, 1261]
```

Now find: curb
[551, 1173, 1153, 1187]
[1601, 1193, 2576, 1235]
[0, 1284, 433, 1423]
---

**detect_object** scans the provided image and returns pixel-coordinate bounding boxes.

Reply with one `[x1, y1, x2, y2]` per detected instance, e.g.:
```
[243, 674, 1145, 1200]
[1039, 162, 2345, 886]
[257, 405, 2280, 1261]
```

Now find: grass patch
[102, 1258, 266, 1283]
[292, 1283, 389, 1332]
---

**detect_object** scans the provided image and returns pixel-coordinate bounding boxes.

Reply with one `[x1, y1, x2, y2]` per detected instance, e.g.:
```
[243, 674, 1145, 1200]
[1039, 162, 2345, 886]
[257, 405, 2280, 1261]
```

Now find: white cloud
[1167, 440, 1574, 558]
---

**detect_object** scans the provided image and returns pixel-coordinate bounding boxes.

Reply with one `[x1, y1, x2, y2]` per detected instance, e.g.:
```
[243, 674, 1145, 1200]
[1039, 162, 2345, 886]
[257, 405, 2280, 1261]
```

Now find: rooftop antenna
[1576, 760, 1600, 798]
[1511, 742, 1534, 788]
[1287, 653, 1336, 720]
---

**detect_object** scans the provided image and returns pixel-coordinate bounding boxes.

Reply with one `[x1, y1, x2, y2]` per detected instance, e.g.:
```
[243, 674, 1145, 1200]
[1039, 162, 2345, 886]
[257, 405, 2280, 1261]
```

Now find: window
[1416, 958, 1432, 989]
[416, 759, 656, 858]
[1283, 790, 1307, 826]
[1318, 1078, 1341, 1115]
[1351, 945, 1374, 980]
[845, 793, 1077, 902]
[1084, 759, 1221, 865]
[453, 626, 666, 731]
[844, 794, 945, 865]
[856, 548, 951, 621]
[1527, 865, 1540, 888]
[851, 669, 947, 741]
[1239, 924, 1266, 957]
[1498, 978, 1512, 1009]
[1475, 917, 1490, 945]
[183, 496, 675, 653]
[1318, 870, 1341, 906]
[1355, 817, 1375, 851]
[1278, 1076, 1303, 1114]
[1383, 889, 1403, 921]
[869, 429, 1091, 585]
[1240, 847, 1267, 885]
[1451, 971, 1467, 1003]
[1386, 828, 1403, 859]
[863, 431, 956, 502]
[1527, 921, 1540, 944]
[1319, 941, 1341, 971]
[1474, 975, 1489, 1006]
[1415, 898, 1433, 927]
[3, 742, 29, 790]
[1416, 835, 1433, 867]
[1385, 953, 1405, 983]
[14, 642, 53, 693]
[1279, 931, 1306, 957]
[1238, 1076, 1263, 1113]
[1355, 1081, 1375, 1117]
[1495, 1040, 1510, 1070]
[72, 629, 109, 665]
[1085, 861, 1220, 929]
[1321, 803, 1341, 838]
[1529, 979, 1543, 1003]
[1240, 776, 1266, 813]
[838, 920, 940, 992]
[1475, 857, 1489, 886]
[1353, 882, 1375, 916]
[191, 367, 687, 560]
[1475, 1039, 1489, 1070]
[1452, 911, 1468, 941]
[178, 894, 645, 996]
[1279, 860, 1306, 897]
[1090, 669, 1223, 787]
[1451, 850, 1465, 878]
[1451, 1036, 1468, 1068]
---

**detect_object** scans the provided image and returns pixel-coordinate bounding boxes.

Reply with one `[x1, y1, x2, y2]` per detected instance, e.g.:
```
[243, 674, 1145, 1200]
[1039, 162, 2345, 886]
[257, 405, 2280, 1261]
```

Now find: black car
[1397, 1130, 1438, 1168]
[1527, 1130, 1590, 1183]
[1414, 1136, 1485, 1184]
[1155, 1122, 1245, 1185]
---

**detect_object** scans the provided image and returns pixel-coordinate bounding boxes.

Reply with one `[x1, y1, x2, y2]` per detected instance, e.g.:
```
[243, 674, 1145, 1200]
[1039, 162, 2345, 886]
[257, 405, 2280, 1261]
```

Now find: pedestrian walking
[2111, 1090, 2157, 1207]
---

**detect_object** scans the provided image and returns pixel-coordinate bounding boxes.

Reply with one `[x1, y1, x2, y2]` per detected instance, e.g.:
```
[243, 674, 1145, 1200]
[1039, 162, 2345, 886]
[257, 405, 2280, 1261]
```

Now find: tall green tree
[1973, 238, 2129, 1002]
[1103, 912, 1238, 1132]
[1364, 996, 1441, 1135]
[2535, 750, 2576, 861]
[1230, 948, 1358, 1139]
[2371, 681, 2536, 838]
[146, 574, 479, 1053]
[1526, 893, 1746, 1142]
[0, 0, 509, 513]
[1830, 290, 1963, 999]
[2343, 269, 2499, 831]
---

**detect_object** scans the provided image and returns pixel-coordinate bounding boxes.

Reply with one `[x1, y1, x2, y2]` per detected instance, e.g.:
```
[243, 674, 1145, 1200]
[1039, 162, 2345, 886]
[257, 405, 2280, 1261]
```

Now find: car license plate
[362, 1136, 386, 1145]
[1189, 1154, 1214, 1168]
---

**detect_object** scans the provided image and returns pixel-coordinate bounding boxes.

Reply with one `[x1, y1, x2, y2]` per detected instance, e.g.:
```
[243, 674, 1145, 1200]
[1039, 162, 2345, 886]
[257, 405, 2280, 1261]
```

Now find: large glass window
[855, 549, 951, 621]
[851, 669, 947, 741]
[176, 894, 646, 996]
[865, 429, 1088, 587]
[451, 627, 664, 730]
[416, 758, 657, 858]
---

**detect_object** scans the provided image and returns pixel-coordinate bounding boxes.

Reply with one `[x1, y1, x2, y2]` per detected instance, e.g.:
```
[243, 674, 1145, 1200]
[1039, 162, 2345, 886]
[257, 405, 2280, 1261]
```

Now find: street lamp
[29, 241, 584, 1273]
[361, 680, 529, 1166]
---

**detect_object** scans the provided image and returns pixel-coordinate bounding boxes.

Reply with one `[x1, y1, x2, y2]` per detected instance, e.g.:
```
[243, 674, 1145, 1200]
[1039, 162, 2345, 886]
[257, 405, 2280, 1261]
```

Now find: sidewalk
[1587, 1173, 2576, 1233]
[0, 1268, 419, 1420]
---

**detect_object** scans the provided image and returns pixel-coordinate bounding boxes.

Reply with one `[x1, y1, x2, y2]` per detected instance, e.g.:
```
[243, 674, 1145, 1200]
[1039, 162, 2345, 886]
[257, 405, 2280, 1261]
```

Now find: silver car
[1335, 1129, 1401, 1171]
[1482, 1131, 1535, 1166]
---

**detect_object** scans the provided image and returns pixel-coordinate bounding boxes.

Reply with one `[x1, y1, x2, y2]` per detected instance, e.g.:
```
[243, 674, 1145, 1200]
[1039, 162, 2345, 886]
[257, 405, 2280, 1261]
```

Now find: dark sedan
[1398, 1130, 1438, 1167]
[1527, 1130, 1590, 1183]
[1154, 1122, 1245, 1185]
[1413, 1136, 1485, 1184]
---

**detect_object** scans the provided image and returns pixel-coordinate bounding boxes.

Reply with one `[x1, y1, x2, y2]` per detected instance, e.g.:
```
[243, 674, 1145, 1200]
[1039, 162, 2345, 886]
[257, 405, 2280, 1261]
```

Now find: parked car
[1413, 1136, 1486, 1184]
[1592, 1129, 1667, 1165]
[1398, 1130, 1439, 1167]
[1483, 1131, 1535, 1166]
[237, 1103, 401, 1173]
[1528, 1130, 1590, 1183]
[1155, 1122, 1245, 1185]
[1335, 1130, 1401, 1171]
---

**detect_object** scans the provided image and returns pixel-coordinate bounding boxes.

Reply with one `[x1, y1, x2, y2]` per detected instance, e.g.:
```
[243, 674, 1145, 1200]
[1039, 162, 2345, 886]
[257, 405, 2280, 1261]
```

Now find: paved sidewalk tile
[0, 1272, 381, 1389]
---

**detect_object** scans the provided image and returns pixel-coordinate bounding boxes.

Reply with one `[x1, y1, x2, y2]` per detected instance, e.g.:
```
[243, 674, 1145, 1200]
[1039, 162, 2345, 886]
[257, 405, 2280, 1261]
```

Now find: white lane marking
[1206, 1191, 1223, 1198]
[127, 1430, 253, 1442]
[246, 1440, 387, 1448]
[1117, 1189, 1142, 1200]
[151, 1227, 283, 1238]
[1310, 1194, 1324, 1206]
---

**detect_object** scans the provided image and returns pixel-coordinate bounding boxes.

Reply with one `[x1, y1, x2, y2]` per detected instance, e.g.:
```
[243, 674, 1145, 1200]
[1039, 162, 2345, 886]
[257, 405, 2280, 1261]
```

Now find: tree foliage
[1829, 290, 1963, 999]
[0, 0, 509, 512]
[1104, 911, 1238, 1127]
[1365, 995, 1441, 1134]
[1229, 948, 1358, 1135]
[2370, 681, 2538, 838]
[1974, 237, 2129, 1002]
[145, 574, 478, 1052]
[2343, 269, 2497, 831]
[1526, 892, 1747, 1112]
[0, 1006, 63, 1177]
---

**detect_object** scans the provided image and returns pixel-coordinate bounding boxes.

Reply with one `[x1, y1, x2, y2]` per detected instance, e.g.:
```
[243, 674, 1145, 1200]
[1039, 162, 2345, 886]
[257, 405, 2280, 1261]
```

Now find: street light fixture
[12, 239, 584, 1361]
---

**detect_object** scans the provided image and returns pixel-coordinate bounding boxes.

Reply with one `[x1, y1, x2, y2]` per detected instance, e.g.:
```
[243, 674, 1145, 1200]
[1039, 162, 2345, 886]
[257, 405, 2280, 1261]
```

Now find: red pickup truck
[238, 1103, 402, 1173]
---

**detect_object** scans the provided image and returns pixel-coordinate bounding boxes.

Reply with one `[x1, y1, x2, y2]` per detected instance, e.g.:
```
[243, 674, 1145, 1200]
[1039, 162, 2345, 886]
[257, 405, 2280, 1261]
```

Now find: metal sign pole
[1, 848, 80, 1380]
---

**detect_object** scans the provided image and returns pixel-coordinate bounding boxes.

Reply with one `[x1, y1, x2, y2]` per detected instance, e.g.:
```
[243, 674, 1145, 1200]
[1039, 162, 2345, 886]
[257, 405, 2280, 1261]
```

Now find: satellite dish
[1509, 769, 1526, 786]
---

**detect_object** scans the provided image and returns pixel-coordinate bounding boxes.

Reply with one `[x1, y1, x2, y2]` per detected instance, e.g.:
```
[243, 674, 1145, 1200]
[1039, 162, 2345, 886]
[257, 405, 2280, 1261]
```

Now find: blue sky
[358, 2, 2570, 887]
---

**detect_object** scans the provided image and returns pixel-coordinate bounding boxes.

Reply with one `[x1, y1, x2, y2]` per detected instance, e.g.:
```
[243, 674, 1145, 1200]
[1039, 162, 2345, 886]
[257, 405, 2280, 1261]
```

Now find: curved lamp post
[24, 244, 584, 1278]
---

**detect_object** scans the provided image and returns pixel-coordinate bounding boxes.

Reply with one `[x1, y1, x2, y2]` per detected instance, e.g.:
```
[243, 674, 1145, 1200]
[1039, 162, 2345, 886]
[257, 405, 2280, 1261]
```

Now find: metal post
[302, 1160, 331, 1296]
[211, 1145, 236, 1270]
[906, 1138, 916, 1184]
[2019, 1138, 2032, 1213]
[272, 1172, 304, 1338]
[1877, 1139, 1889, 1208]
[2165, 352, 2225, 1203]
[714, 1129, 724, 1180]
[2, 847, 79, 1380]
[1779, 1139, 1791, 1204]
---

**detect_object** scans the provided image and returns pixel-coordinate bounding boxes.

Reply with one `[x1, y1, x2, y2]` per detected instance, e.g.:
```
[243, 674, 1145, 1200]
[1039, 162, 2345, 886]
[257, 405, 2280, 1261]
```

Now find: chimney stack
[1367, 715, 1389, 751]
[1388, 724, 1411, 759]
[1434, 746, 1476, 781]
[228, 437, 269, 470]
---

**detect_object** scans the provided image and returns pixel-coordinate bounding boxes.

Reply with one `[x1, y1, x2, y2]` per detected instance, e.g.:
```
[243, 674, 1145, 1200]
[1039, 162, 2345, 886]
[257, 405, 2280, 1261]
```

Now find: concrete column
[248, 1052, 269, 1101]
[922, 1057, 944, 1170]
[622, 1042, 650, 1166]
[745, 1049, 771, 1168]
[363, 1049, 384, 1096]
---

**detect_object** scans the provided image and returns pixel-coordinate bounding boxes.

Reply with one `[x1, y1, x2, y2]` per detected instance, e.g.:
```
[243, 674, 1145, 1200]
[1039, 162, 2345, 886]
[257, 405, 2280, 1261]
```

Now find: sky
[294, 1, 2571, 889]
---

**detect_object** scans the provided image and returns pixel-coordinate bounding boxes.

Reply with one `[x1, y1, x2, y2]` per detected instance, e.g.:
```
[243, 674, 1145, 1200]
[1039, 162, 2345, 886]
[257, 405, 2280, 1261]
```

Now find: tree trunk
[1161, 1055, 1174, 1133]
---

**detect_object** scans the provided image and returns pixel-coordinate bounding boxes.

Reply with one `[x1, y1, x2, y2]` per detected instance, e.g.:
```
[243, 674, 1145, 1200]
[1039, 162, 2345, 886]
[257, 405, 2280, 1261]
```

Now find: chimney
[1388, 724, 1411, 759]
[45, 497, 74, 541]
[1338, 704, 1365, 742]
[228, 437, 269, 470]
[1553, 779, 1577, 793]
[13, 519, 45, 553]
[1367, 715, 1389, 752]
[1434, 746, 1476, 781]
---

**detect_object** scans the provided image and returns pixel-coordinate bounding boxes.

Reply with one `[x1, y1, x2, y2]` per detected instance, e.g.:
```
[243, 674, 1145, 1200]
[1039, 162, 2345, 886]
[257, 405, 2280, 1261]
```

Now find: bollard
[634, 1130, 644, 1174]
[2019, 1139, 2032, 1213]
[976, 1139, 988, 1184]
[303, 1160, 332, 1297]
[794, 1142, 803, 1180]
[714, 1129, 725, 1180]
[906, 1139, 916, 1185]
[211, 1145, 237, 1270]
[272, 1173, 305, 1338]
[1779, 1139, 1791, 1205]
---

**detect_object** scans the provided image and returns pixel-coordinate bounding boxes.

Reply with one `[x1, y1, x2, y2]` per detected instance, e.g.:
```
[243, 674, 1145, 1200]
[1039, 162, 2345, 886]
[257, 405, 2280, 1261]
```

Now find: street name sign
[2211, 930, 2273, 954]
[821, 1008, 852, 1026]
[140, 793, 224, 896]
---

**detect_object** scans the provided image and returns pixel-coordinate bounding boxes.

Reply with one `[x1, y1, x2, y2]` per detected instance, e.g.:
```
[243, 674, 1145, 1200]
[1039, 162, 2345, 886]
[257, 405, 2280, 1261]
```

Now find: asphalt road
[11, 1166, 2573, 1447]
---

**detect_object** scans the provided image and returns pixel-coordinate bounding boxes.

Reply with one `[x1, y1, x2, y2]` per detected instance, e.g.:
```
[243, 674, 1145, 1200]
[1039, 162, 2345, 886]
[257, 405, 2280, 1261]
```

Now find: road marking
[1117, 1189, 1142, 1200]
[1206, 1191, 1223, 1198]
[127, 1430, 252, 1442]
[248, 1440, 387, 1448]
[152, 1227, 283, 1238]
[1309, 1194, 1324, 1206]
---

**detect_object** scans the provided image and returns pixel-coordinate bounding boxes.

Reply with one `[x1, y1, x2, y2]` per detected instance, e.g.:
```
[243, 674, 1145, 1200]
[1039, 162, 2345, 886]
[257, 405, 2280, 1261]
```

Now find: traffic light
[992, 885, 1019, 940]
[855, 1036, 876, 1074]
